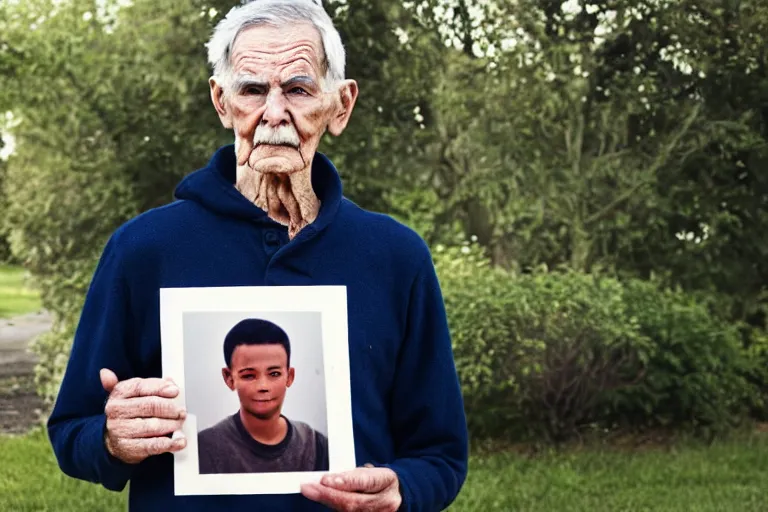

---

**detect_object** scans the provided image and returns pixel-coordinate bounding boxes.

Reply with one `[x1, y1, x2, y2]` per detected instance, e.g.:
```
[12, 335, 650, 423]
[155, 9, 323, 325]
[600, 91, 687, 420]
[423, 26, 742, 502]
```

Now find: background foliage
[437, 244, 759, 441]
[0, 0, 766, 441]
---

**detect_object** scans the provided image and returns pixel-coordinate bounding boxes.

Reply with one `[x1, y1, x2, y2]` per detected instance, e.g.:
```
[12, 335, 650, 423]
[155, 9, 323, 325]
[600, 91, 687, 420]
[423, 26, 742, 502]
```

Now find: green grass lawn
[0, 264, 42, 318]
[453, 434, 768, 511]
[0, 430, 126, 511]
[1, 429, 766, 511]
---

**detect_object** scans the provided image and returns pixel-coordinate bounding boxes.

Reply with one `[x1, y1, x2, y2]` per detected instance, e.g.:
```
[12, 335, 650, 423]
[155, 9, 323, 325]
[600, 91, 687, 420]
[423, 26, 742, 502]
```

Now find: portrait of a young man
[197, 318, 329, 474]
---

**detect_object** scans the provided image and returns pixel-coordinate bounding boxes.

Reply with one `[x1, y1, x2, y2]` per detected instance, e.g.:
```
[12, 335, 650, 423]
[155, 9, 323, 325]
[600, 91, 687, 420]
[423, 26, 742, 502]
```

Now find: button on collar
[263, 229, 282, 256]
[265, 231, 279, 244]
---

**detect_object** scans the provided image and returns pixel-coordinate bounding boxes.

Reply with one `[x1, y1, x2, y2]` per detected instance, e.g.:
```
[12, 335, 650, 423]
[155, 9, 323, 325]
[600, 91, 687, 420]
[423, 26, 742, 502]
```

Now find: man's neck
[235, 165, 321, 239]
[239, 408, 289, 445]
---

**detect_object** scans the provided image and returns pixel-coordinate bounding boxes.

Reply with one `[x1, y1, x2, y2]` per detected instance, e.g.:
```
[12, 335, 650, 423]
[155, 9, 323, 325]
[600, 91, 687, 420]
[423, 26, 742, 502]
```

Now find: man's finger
[112, 377, 179, 399]
[301, 483, 371, 511]
[112, 417, 186, 439]
[106, 396, 186, 420]
[100, 368, 119, 394]
[120, 435, 187, 459]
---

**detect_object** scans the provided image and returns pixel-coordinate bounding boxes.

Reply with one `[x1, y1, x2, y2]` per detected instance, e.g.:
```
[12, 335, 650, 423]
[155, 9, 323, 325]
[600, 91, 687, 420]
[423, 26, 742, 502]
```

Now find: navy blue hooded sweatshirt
[47, 145, 469, 511]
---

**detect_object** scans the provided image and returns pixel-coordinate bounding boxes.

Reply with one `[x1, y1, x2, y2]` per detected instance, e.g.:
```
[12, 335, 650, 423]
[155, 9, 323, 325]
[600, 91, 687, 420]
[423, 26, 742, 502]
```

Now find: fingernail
[163, 385, 179, 394]
[172, 431, 185, 440]
[334, 477, 344, 485]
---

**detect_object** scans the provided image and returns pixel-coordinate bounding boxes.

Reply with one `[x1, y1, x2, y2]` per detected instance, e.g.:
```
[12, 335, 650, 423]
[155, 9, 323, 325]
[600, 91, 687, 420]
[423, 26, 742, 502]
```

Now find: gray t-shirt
[197, 413, 329, 474]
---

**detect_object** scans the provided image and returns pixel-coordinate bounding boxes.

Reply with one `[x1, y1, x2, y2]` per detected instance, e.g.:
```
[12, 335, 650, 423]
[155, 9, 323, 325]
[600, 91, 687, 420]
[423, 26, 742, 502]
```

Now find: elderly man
[47, 1, 468, 511]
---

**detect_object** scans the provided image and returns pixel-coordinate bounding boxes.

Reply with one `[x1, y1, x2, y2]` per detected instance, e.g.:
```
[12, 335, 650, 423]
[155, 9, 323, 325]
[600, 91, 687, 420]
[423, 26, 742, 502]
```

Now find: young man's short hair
[223, 318, 291, 368]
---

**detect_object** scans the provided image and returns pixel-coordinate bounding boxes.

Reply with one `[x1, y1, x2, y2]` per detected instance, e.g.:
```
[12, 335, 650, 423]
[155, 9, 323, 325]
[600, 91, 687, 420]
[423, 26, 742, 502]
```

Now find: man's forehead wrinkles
[231, 43, 321, 67]
[232, 38, 320, 55]
[232, 73, 266, 84]
[235, 54, 316, 70]
[234, 57, 319, 77]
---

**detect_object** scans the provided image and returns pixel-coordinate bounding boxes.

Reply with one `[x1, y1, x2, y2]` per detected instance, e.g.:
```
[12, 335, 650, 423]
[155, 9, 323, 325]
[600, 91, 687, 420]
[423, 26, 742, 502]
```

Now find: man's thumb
[100, 368, 118, 393]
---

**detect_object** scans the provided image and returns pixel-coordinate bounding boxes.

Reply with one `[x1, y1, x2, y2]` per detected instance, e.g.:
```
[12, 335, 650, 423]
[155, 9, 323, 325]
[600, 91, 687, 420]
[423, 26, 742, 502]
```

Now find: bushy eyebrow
[230, 74, 318, 93]
[231, 74, 267, 93]
[283, 76, 317, 89]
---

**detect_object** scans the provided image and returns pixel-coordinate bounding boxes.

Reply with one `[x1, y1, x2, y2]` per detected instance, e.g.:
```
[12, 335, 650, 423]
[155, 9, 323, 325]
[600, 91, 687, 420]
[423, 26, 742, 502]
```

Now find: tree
[612, 0, 768, 324]
[0, 138, 10, 263]
[0, 0, 231, 399]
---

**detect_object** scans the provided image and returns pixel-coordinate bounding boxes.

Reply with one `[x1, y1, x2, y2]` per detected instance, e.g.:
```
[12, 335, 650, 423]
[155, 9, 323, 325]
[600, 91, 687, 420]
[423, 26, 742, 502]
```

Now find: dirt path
[0, 311, 52, 434]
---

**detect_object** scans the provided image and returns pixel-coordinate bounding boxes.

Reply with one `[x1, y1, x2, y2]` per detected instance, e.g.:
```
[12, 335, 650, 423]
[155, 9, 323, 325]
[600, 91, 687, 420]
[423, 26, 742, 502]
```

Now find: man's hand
[100, 368, 188, 465]
[300, 466, 402, 512]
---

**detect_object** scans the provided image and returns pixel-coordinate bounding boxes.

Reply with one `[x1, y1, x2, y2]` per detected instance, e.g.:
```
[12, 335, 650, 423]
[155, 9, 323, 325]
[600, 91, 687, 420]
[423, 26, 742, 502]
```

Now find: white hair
[206, 0, 346, 92]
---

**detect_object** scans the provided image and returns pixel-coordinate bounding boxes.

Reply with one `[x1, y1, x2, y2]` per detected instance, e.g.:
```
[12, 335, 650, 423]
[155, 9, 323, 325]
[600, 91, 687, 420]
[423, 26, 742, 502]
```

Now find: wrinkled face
[223, 343, 295, 421]
[210, 22, 357, 176]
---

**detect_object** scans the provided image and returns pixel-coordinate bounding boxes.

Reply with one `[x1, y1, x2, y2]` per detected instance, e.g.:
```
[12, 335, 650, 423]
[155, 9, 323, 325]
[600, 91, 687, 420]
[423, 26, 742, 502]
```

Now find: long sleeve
[384, 255, 469, 511]
[47, 231, 138, 491]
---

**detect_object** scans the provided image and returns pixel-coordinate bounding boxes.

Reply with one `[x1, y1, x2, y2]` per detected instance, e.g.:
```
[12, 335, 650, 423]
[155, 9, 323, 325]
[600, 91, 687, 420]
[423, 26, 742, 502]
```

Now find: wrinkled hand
[100, 368, 187, 465]
[301, 465, 402, 512]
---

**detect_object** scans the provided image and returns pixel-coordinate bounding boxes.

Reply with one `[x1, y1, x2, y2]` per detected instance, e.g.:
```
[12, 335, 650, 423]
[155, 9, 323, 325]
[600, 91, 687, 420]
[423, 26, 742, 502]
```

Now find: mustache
[253, 124, 300, 148]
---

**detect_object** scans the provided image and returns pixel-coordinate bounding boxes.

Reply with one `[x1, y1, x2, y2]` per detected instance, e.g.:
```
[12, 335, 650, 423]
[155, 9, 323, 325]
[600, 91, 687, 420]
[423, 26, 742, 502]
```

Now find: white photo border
[160, 285, 356, 496]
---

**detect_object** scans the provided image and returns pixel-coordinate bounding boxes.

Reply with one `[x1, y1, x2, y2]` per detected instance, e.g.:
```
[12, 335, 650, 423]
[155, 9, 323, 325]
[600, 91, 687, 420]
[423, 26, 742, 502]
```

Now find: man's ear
[222, 367, 235, 391]
[286, 367, 295, 388]
[210, 76, 233, 129]
[327, 79, 359, 136]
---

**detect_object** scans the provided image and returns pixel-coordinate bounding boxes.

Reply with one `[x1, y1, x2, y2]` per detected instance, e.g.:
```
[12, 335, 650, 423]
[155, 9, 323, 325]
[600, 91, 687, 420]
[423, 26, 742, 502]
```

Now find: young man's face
[223, 343, 295, 420]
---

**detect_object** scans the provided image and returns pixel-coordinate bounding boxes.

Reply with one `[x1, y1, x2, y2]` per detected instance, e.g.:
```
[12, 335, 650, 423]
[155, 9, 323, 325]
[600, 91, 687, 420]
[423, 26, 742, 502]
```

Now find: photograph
[159, 286, 355, 496]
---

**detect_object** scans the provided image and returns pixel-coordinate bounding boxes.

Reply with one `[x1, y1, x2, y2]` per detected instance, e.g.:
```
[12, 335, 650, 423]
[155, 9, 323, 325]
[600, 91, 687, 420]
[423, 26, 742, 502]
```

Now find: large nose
[256, 375, 271, 392]
[261, 89, 290, 127]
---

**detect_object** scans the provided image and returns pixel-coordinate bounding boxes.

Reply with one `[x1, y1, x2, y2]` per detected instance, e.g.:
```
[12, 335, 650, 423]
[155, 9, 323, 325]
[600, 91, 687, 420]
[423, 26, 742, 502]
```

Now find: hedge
[435, 243, 765, 442]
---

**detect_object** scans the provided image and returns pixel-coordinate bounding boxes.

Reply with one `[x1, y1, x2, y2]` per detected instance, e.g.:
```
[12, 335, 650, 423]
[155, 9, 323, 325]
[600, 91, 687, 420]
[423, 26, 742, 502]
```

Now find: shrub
[435, 243, 759, 442]
[3, 139, 137, 404]
[740, 325, 768, 421]
[436, 244, 651, 441]
[615, 281, 755, 436]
